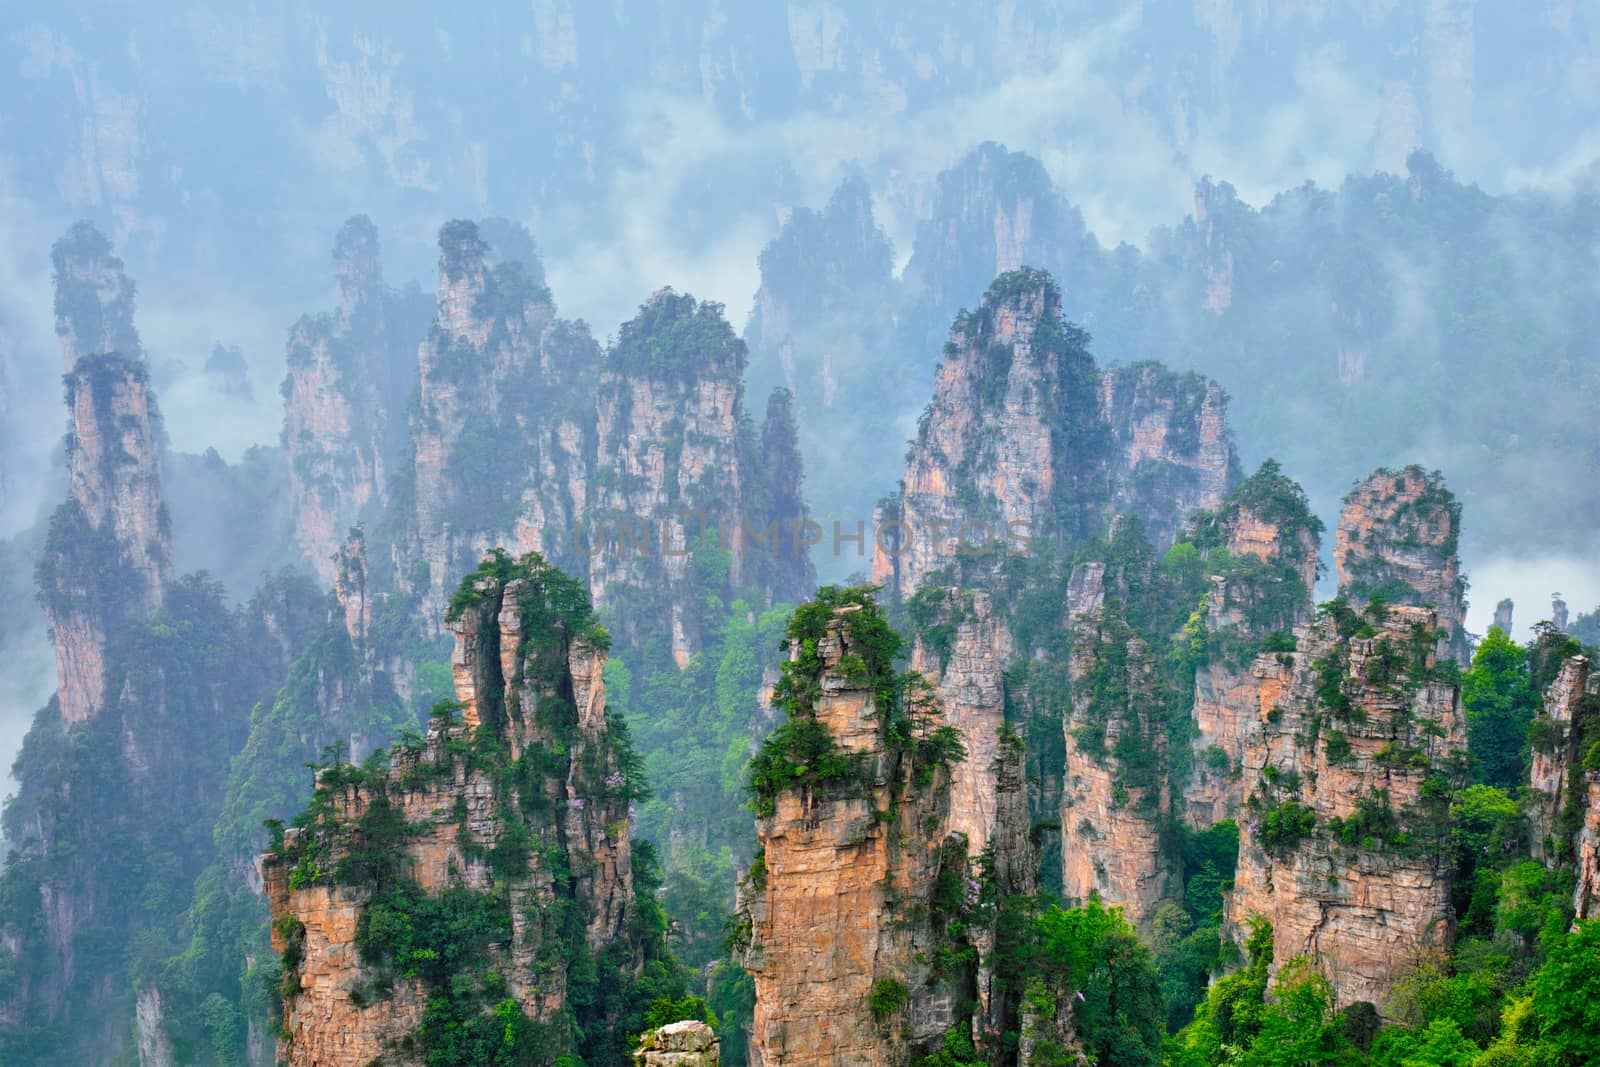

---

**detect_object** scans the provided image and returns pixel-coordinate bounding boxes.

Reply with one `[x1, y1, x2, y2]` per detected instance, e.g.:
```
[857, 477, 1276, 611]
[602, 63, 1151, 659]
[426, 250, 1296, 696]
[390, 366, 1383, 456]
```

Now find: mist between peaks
[562, 512, 1035, 559]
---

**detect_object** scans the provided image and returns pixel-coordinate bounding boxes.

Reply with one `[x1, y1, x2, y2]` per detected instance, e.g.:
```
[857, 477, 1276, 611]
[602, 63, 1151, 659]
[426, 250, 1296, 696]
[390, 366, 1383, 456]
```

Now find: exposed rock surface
[40, 353, 172, 723]
[1061, 606, 1174, 930]
[1335, 466, 1468, 661]
[265, 557, 636, 1066]
[407, 221, 600, 627]
[1184, 465, 1323, 827]
[742, 601, 965, 1066]
[590, 290, 751, 662]
[1101, 364, 1238, 550]
[1528, 656, 1590, 865]
[283, 216, 429, 582]
[635, 1019, 720, 1066]
[874, 269, 1235, 600]
[910, 589, 1013, 855]
[51, 220, 142, 371]
[1225, 604, 1466, 1012]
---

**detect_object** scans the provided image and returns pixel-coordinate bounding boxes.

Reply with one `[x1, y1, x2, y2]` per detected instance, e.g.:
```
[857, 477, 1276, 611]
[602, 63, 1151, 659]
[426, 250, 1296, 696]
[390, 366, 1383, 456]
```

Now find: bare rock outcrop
[1100, 364, 1237, 550]
[40, 354, 172, 723]
[1335, 466, 1468, 661]
[265, 554, 637, 1066]
[1061, 606, 1175, 930]
[283, 217, 428, 582]
[1184, 463, 1323, 827]
[742, 595, 971, 1067]
[408, 221, 600, 627]
[635, 1020, 720, 1066]
[51, 221, 142, 371]
[1225, 603, 1466, 1012]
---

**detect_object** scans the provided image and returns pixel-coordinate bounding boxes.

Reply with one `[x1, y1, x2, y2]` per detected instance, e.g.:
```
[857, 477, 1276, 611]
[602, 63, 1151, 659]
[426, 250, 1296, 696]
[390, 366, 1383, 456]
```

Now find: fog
[5, 2, 1600, 787]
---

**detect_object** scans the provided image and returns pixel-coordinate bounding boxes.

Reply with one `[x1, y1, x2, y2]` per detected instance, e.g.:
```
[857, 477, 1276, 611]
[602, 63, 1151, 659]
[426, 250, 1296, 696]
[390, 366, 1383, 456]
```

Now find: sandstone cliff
[1101, 363, 1238, 550]
[873, 268, 1236, 600]
[1335, 466, 1468, 661]
[283, 216, 429, 582]
[39, 353, 172, 724]
[1061, 601, 1175, 931]
[408, 221, 601, 627]
[265, 553, 642, 1066]
[1183, 462, 1323, 827]
[591, 289, 809, 664]
[1225, 601, 1466, 1012]
[872, 269, 1109, 599]
[51, 220, 142, 371]
[1525, 650, 1600, 924]
[741, 591, 981, 1066]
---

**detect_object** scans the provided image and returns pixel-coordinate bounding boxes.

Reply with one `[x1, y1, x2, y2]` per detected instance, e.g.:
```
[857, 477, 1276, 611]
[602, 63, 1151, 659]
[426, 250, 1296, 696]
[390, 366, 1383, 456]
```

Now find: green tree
[1241, 958, 1363, 1066]
[1027, 900, 1165, 1067]
[1461, 627, 1539, 789]
[1520, 919, 1600, 1064]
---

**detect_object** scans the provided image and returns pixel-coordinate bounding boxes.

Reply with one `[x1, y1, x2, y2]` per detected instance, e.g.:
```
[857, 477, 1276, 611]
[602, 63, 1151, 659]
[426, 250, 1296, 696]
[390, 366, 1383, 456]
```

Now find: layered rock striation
[283, 216, 429, 582]
[408, 220, 601, 626]
[265, 553, 641, 1066]
[1225, 601, 1466, 1012]
[1335, 466, 1468, 661]
[741, 591, 996, 1066]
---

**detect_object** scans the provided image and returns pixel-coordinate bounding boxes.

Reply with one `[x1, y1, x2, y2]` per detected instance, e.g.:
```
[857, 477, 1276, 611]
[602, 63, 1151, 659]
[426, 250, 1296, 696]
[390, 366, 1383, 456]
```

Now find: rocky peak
[902, 143, 1091, 325]
[747, 174, 893, 395]
[332, 213, 383, 321]
[1494, 597, 1515, 633]
[1335, 466, 1468, 661]
[409, 219, 598, 625]
[1226, 600, 1466, 1012]
[51, 221, 142, 371]
[283, 217, 429, 583]
[1188, 178, 1246, 315]
[590, 289, 756, 661]
[1100, 362, 1239, 548]
[1183, 462, 1323, 826]
[265, 553, 640, 1066]
[742, 590, 972, 1066]
[40, 353, 173, 723]
[874, 268, 1104, 597]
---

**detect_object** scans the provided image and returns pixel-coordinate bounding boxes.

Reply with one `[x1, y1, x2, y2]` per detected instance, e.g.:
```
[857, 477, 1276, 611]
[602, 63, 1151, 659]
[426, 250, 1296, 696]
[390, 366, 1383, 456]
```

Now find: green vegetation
[747, 585, 965, 818]
[607, 289, 746, 380]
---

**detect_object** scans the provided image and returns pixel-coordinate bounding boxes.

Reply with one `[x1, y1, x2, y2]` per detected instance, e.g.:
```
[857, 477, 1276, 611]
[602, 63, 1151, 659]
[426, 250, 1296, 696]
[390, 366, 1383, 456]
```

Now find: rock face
[741, 596, 974, 1067]
[635, 1020, 721, 1066]
[590, 290, 747, 662]
[408, 221, 601, 627]
[591, 290, 811, 663]
[1526, 653, 1600, 906]
[39, 222, 168, 723]
[1183, 463, 1324, 827]
[283, 216, 429, 582]
[265, 555, 639, 1066]
[1335, 466, 1468, 661]
[873, 270, 1107, 599]
[1101, 364, 1239, 550]
[746, 175, 894, 408]
[51, 221, 142, 371]
[39, 353, 172, 723]
[1062, 604, 1175, 930]
[910, 589, 1014, 856]
[874, 269, 1235, 600]
[1225, 603, 1466, 1012]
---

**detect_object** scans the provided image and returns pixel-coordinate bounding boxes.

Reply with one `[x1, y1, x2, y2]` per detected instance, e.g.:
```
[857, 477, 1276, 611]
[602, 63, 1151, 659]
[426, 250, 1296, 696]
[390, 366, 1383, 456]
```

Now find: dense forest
[3, 5, 1600, 1067]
